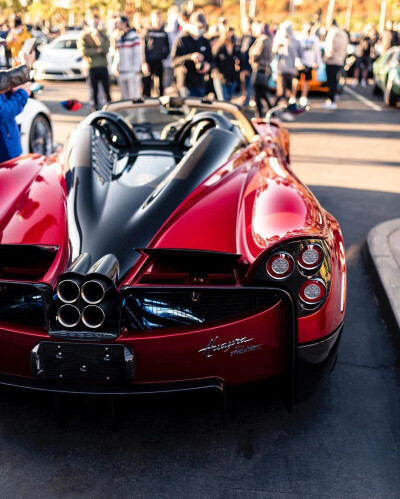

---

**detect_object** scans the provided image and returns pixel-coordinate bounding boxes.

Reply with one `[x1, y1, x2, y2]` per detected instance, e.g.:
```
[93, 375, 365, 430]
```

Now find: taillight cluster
[266, 252, 294, 279]
[262, 241, 330, 312]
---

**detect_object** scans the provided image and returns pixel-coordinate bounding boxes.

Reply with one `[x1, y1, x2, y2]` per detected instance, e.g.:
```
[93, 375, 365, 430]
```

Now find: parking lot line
[344, 85, 383, 112]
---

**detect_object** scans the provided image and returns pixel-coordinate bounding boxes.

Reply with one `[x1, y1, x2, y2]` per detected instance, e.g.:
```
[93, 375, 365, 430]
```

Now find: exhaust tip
[82, 305, 106, 329]
[81, 280, 106, 304]
[57, 279, 81, 304]
[57, 304, 81, 328]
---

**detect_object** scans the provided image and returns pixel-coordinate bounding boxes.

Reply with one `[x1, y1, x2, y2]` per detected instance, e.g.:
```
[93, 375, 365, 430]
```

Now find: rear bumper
[0, 296, 289, 387]
[294, 323, 343, 404]
[0, 319, 343, 407]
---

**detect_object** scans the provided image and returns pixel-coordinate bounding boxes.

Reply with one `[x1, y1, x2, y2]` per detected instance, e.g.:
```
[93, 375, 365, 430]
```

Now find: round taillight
[266, 253, 294, 279]
[299, 280, 326, 305]
[298, 244, 323, 270]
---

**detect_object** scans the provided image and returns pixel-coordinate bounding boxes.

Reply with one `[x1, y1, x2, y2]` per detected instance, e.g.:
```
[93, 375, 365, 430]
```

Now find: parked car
[0, 97, 346, 411]
[33, 31, 87, 80]
[16, 97, 54, 156]
[373, 46, 400, 107]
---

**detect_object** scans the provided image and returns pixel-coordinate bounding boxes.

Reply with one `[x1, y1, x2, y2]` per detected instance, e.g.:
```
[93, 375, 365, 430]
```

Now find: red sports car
[0, 97, 346, 411]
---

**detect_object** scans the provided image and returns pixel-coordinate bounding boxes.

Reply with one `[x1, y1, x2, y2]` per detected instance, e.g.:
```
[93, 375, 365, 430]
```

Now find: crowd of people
[72, 8, 400, 118]
[0, 8, 399, 163]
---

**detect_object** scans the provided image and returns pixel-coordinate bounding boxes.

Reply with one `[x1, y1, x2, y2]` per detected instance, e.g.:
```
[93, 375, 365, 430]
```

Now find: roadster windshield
[105, 98, 257, 143]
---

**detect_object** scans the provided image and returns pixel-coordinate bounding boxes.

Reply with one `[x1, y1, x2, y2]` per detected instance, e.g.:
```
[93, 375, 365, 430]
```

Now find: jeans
[143, 60, 164, 97]
[188, 87, 206, 97]
[242, 72, 252, 106]
[221, 82, 237, 102]
[254, 84, 272, 117]
[89, 66, 111, 108]
[326, 64, 342, 102]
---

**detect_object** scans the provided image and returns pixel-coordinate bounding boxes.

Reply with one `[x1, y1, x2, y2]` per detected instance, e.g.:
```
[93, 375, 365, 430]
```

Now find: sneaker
[288, 97, 297, 105]
[350, 80, 358, 88]
[299, 96, 309, 106]
[322, 100, 338, 110]
[361, 79, 367, 87]
[280, 111, 295, 122]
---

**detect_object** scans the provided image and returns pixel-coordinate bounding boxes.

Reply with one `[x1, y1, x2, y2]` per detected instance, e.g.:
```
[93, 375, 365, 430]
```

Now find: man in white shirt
[294, 23, 322, 106]
[113, 16, 142, 100]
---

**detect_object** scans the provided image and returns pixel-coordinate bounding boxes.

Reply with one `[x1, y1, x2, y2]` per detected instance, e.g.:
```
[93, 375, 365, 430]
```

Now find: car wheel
[384, 79, 397, 107]
[372, 81, 382, 95]
[29, 114, 53, 155]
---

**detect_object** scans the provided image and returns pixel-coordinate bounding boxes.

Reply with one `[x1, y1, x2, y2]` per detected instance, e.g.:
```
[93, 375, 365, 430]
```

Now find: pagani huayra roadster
[0, 97, 346, 412]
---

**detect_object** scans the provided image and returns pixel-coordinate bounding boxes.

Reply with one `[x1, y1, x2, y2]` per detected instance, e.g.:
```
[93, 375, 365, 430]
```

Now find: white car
[16, 98, 54, 156]
[33, 32, 87, 80]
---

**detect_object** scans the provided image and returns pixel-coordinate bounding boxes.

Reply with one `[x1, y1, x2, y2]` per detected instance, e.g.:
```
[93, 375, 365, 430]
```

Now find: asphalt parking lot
[1, 81, 400, 498]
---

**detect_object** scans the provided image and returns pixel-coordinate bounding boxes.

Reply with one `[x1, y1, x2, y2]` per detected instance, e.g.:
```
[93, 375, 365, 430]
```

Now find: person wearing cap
[171, 11, 213, 97]
[6, 16, 32, 65]
[113, 16, 142, 100]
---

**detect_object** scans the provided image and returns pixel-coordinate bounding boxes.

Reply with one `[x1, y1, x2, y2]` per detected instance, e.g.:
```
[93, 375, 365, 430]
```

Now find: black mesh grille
[35, 342, 133, 383]
[121, 288, 280, 330]
[91, 131, 117, 183]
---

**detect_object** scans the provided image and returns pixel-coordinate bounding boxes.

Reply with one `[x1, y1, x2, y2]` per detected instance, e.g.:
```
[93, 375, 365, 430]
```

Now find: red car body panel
[0, 102, 346, 405]
[0, 298, 289, 384]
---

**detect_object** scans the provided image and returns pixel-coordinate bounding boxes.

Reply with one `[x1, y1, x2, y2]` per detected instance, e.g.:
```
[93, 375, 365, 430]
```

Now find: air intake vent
[0, 282, 52, 328]
[91, 131, 117, 183]
[136, 249, 241, 286]
[121, 287, 280, 330]
[0, 245, 58, 281]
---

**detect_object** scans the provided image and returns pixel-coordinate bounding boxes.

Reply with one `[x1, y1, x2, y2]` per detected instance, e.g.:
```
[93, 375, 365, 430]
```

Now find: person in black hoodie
[239, 18, 255, 106]
[171, 11, 213, 97]
[213, 28, 241, 101]
[142, 10, 170, 97]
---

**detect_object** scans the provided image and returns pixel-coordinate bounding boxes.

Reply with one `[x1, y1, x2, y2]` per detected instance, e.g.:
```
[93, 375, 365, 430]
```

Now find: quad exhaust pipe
[57, 278, 82, 303]
[57, 304, 82, 328]
[81, 304, 107, 329]
[81, 279, 109, 304]
[56, 253, 119, 329]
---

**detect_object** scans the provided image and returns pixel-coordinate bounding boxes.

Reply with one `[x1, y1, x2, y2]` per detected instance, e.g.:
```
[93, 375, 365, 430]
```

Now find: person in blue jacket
[0, 83, 31, 163]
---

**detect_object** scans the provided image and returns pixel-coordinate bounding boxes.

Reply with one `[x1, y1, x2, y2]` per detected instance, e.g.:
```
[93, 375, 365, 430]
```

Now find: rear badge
[198, 336, 262, 358]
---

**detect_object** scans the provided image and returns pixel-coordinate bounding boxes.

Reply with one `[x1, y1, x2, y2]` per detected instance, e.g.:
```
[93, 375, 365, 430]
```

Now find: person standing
[352, 25, 374, 88]
[381, 21, 399, 54]
[78, 14, 111, 111]
[113, 16, 142, 100]
[142, 10, 170, 97]
[323, 19, 348, 109]
[6, 17, 32, 66]
[249, 22, 273, 117]
[213, 27, 241, 101]
[272, 20, 302, 121]
[239, 17, 256, 107]
[171, 11, 213, 98]
[0, 82, 31, 163]
[293, 22, 322, 105]
[0, 50, 35, 92]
